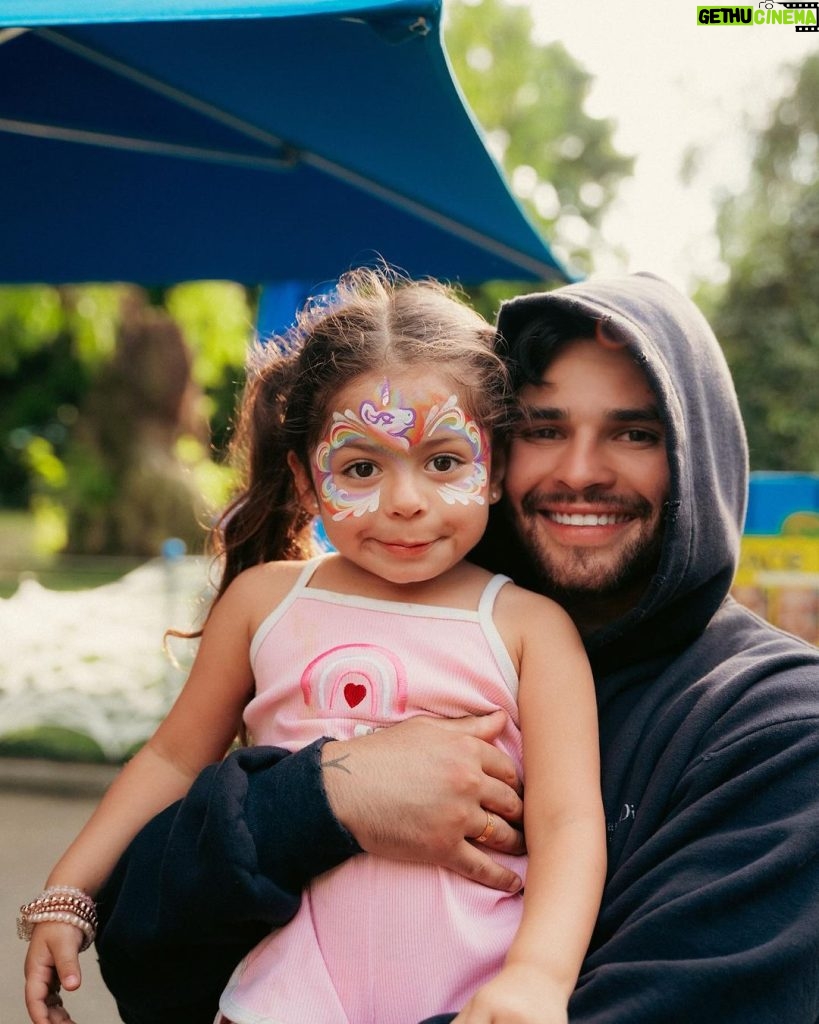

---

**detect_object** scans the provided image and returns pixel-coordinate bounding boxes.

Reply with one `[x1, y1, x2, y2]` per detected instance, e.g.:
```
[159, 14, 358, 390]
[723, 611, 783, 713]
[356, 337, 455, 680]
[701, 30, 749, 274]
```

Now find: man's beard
[510, 490, 666, 609]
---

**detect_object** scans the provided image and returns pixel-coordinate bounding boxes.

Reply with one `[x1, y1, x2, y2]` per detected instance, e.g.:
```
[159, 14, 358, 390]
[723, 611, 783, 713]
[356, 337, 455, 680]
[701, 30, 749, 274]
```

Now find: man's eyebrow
[607, 405, 663, 423]
[517, 405, 662, 422]
[517, 405, 567, 420]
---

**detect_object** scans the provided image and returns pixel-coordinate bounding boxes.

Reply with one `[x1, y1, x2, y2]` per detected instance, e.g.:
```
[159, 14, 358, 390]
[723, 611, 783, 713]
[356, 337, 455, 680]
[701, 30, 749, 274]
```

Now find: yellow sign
[732, 536, 819, 644]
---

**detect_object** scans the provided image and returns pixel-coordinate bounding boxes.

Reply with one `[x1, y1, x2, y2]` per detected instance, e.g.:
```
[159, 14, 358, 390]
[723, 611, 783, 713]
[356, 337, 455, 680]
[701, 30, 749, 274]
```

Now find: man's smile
[547, 511, 632, 527]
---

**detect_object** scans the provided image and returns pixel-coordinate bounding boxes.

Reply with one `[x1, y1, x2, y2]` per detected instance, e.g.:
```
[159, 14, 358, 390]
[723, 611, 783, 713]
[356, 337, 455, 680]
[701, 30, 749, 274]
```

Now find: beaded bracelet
[17, 886, 98, 952]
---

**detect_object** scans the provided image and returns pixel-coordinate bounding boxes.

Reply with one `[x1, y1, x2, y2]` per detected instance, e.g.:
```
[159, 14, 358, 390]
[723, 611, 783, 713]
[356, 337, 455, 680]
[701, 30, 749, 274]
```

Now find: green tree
[0, 285, 124, 511]
[444, 0, 633, 296]
[700, 54, 819, 471]
[0, 283, 254, 554]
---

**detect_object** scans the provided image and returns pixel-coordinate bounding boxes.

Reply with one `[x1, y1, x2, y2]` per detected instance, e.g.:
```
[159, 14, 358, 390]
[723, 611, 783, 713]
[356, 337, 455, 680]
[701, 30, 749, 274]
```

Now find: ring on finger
[474, 811, 495, 844]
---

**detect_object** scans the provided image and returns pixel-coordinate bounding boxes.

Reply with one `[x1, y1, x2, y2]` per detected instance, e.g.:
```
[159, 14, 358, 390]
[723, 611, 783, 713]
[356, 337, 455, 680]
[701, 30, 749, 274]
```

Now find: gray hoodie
[487, 273, 819, 1022]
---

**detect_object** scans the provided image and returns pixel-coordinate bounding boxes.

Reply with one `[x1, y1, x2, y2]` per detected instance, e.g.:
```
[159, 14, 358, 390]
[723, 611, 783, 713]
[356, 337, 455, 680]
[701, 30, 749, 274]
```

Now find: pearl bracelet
[17, 886, 98, 952]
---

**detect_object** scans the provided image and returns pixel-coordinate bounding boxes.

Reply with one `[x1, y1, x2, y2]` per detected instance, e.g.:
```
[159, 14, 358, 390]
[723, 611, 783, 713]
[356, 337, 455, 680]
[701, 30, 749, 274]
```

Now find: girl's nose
[383, 469, 427, 517]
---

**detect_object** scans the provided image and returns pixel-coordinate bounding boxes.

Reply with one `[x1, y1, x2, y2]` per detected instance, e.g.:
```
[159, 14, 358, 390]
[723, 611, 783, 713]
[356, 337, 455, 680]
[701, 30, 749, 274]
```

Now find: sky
[519, 0, 818, 290]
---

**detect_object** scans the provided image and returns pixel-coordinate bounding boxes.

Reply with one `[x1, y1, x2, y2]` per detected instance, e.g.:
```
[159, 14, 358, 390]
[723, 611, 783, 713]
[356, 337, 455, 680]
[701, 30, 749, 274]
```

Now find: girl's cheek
[318, 475, 382, 521]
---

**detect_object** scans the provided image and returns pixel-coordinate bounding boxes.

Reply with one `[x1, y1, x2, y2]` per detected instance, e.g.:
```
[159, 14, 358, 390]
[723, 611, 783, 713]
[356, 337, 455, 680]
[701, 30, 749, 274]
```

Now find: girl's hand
[24, 922, 84, 1024]
[452, 963, 569, 1024]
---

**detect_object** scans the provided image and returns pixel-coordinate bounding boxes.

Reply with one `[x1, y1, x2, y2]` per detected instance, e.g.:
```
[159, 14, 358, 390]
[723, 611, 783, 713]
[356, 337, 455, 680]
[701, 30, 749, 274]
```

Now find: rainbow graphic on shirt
[300, 643, 408, 717]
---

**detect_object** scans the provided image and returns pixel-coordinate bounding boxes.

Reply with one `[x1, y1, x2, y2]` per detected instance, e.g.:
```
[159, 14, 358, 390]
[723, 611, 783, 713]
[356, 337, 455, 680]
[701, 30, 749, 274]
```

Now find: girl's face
[289, 367, 502, 586]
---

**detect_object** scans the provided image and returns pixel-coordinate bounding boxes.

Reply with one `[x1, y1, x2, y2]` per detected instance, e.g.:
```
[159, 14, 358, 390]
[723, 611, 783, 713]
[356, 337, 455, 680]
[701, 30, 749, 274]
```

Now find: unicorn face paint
[313, 375, 488, 521]
[306, 368, 497, 587]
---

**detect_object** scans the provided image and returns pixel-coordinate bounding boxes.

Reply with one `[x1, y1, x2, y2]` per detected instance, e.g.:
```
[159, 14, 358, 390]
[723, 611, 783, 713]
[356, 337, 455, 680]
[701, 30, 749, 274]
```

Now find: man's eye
[517, 426, 561, 443]
[344, 461, 378, 479]
[620, 428, 662, 445]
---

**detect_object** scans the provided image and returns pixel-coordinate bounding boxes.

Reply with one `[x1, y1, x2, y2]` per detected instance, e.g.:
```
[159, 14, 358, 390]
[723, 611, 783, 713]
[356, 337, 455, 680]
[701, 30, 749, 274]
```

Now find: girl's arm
[455, 587, 606, 1023]
[23, 567, 269, 1024]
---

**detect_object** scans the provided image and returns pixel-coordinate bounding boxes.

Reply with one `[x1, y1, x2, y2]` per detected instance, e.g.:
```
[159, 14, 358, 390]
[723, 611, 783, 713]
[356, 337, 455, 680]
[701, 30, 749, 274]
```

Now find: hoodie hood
[490, 273, 748, 672]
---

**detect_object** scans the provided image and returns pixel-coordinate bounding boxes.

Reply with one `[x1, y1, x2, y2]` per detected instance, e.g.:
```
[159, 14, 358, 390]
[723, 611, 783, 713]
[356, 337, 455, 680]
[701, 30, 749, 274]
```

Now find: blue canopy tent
[0, 0, 568, 290]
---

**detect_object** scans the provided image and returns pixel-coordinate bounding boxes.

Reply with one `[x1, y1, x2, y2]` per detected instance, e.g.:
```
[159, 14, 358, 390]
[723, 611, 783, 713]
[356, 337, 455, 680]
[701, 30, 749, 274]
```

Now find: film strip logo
[769, 1, 819, 30]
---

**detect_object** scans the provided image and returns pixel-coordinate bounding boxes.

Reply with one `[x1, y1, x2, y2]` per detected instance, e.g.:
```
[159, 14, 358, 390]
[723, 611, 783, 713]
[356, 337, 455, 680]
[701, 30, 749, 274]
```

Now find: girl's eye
[345, 461, 379, 480]
[428, 454, 461, 473]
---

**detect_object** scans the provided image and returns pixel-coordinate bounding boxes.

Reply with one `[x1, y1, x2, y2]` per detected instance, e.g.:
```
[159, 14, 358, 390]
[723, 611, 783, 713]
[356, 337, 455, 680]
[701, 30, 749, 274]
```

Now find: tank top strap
[477, 574, 513, 620]
[477, 574, 518, 696]
[295, 554, 328, 591]
[249, 555, 329, 665]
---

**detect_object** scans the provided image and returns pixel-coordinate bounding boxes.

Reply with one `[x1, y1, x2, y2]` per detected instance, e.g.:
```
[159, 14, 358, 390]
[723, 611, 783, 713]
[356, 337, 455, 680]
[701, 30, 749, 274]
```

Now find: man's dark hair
[497, 308, 598, 394]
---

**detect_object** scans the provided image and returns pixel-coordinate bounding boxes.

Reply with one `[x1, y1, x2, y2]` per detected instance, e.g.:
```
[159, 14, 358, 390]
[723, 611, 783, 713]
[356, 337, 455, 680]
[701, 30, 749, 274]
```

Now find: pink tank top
[243, 558, 521, 751]
[221, 558, 526, 1024]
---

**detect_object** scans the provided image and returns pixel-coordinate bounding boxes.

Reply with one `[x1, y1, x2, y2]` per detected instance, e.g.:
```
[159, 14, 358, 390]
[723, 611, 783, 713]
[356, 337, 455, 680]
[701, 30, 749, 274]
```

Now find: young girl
[21, 268, 606, 1024]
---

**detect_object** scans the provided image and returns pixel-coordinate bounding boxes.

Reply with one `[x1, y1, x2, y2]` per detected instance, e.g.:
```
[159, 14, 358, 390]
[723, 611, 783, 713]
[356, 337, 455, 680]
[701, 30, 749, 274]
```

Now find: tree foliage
[700, 53, 819, 471]
[0, 286, 122, 511]
[444, 0, 633, 287]
[0, 284, 253, 554]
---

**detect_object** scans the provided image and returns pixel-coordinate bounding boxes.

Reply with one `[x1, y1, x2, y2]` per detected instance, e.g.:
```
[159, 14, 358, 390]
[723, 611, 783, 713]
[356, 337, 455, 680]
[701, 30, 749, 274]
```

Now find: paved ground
[1, 759, 121, 1024]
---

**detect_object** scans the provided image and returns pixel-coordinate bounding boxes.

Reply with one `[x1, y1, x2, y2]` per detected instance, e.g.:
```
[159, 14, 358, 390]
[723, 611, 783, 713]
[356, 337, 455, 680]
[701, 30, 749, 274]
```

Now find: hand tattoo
[322, 753, 353, 775]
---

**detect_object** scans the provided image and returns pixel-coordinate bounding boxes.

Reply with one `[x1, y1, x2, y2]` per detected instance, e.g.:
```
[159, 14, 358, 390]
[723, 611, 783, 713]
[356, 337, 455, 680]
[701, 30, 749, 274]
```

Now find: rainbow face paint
[313, 379, 488, 521]
[424, 394, 487, 507]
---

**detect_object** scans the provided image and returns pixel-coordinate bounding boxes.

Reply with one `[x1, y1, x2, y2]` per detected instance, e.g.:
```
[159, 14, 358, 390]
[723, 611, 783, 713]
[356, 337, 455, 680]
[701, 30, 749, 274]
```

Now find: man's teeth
[550, 512, 626, 526]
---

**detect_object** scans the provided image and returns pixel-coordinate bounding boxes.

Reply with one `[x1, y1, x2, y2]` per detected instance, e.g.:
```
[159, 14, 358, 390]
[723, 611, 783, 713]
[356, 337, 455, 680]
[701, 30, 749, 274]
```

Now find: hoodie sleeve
[95, 740, 361, 1024]
[417, 703, 819, 1024]
[568, 708, 819, 1023]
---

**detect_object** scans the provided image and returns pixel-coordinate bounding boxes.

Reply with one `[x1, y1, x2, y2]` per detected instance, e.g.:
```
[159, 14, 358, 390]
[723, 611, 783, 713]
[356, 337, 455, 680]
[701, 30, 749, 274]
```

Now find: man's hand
[321, 711, 525, 893]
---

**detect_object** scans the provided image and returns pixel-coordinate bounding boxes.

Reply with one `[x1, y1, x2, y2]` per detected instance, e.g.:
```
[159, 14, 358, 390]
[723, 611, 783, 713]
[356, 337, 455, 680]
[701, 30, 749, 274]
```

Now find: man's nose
[552, 438, 616, 492]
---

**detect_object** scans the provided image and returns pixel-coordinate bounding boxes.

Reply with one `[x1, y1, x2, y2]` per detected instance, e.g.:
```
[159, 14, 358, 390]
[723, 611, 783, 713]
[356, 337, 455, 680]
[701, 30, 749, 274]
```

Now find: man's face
[503, 336, 670, 609]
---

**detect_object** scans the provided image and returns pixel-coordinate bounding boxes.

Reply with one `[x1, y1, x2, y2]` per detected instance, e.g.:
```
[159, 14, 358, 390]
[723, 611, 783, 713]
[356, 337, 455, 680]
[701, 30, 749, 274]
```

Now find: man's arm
[96, 713, 524, 1024]
[568, 715, 819, 1022]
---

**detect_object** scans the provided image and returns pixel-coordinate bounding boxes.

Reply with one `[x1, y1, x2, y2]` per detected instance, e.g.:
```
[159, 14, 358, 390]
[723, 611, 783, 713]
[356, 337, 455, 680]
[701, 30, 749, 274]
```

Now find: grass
[0, 727, 144, 764]
[0, 726, 109, 763]
[0, 510, 144, 598]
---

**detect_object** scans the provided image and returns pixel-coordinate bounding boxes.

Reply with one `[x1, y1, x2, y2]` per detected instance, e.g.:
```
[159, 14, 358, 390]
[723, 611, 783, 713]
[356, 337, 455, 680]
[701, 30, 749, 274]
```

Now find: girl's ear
[287, 451, 319, 514]
[488, 446, 506, 505]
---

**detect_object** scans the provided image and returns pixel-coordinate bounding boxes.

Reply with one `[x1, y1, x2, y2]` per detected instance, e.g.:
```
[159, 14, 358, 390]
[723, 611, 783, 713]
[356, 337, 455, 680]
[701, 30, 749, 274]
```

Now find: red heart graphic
[344, 683, 366, 708]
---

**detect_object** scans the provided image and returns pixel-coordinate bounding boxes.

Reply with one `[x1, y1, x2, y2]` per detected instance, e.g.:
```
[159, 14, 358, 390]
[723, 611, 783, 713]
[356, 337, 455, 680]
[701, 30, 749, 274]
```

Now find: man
[94, 273, 819, 1022]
